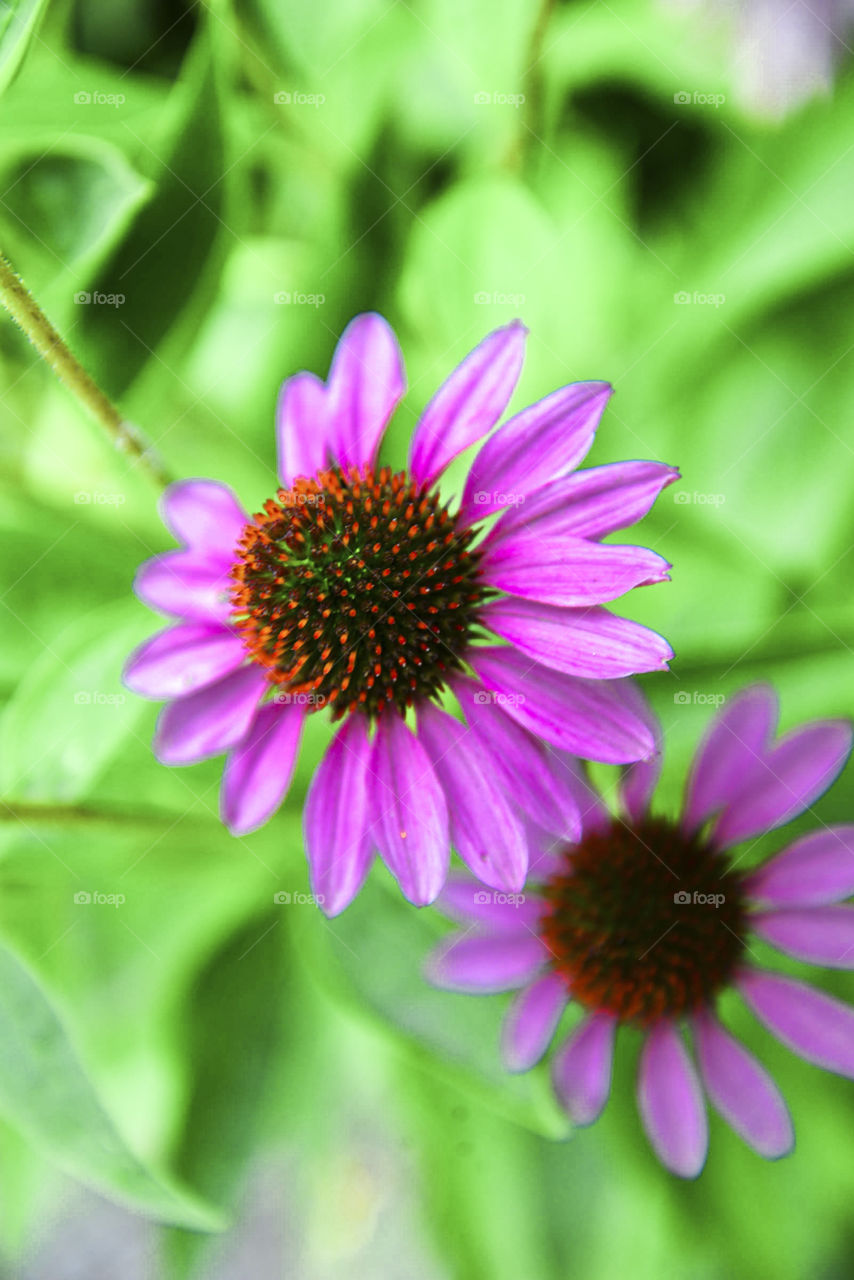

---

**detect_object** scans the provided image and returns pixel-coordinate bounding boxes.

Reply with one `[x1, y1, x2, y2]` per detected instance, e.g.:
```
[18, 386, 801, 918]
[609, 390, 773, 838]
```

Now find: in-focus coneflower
[125, 314, 676, 913]
[428, 685, 854, 1176]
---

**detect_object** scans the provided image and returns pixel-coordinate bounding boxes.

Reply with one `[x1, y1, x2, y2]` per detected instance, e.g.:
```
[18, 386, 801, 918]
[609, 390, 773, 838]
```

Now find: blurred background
[1, 0, 853, 1276]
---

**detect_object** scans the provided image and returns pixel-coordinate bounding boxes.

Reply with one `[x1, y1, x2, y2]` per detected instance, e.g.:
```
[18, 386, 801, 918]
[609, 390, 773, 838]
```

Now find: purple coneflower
[125, 314, 676, 913]
[428, 685, 854, 1176]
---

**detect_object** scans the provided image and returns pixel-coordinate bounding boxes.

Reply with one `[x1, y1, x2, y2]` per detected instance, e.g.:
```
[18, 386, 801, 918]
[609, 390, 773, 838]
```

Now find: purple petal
[221, 700, 305, 835]
[327, 313, 405, 470]
[738, 968, 854, 1078]
[372, 714, 449, 906]
[468, 647, 655, 764]
[552, 1013, 617, 1125]
[460, 380, 611, 522]
[417, 702, 528, 891]
[713, 719, 852, 847]
[153, 666, 266, 765]
[617, 682, 663, 823]
[124, 623, 246, 700]
[536, 753, 611, 838]
[692, 1009, 793, 1159]
[502, 972, 569, 1072]
[490, 460, 680, 542]
[752, 907, 854, 969]
[747, 827, 854, 906]
[277, 370, 334, 484]
[682, 684, 778, 833]
[637, 1021, 708, 1178]
[452, 676, 582, 841]
[437, 872, 544, 933]
[161, 480, 248, 557]
[480, 531, 670, 608]
[304, 715, 375, 917]
[135, 551, 234, 623]
[481, 599, 671, 680]
[426, 932, 548, 993]
[409, 322, 527, 486]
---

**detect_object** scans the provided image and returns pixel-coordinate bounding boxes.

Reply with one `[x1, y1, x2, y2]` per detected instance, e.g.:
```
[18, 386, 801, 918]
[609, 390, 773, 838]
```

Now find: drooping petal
[161, 479, 248, 557]
[480, 600, 672, 680]
[417, 702, 528, 891]
[372, 714, 449, 906]
[552, 1013, 617, 1125]
[752, 907, 854, 969]
[746, 827, 854, 906]
[682, 684, 778, 834]
[502, 972, 569, 1072]
[452, 676, 582, 841]
[327, 313, 406, 470]
[480, 531, 670, 608]
[153, 666, 266, 766]
[460, 380, 611, 522]
[489, 460, 680, 542]
[125, 623, 246, 700]
[637, 1021, 708, 1178]
[537, 752, 611, 838]
[468, 647, 655, 764]
[437, 872, 544, 933]
[221, 699, 305, 836]
[408, 322, 527, 486]
[134, 551, 234, 623]
[276, 370, 334, 484]
[426, 932, 548, 993]
[714, 719, 852, 847]
[304, 714, 375, 917]
[692, 1009, 793, 1159]
[617, 681, 663, 823]
[738, 968, 854, 1078]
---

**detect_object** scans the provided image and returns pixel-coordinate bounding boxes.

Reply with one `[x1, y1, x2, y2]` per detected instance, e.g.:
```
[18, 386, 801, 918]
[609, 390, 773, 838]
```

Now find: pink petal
[304, 715, 375, 917]
[637, 1021, 708, 1178]
[738, 968, 854, 1078]
[327, 313, 405, 470]
[752, 906, 854, 969]
[747, 827, 854, 906]
[480, 531, 670, 608]
[452, 676, 582, 841]
[552, 1013, 617, 1125]
[276, 370, 334, 484]
[692, 1009, 793, 1159]
[372, 714, 449, 906]
[417, 702, 528, 891]
[437, 872, 544, 933]
[682, 684, 778, 833]
[408, 322, 527, 486]
[536, 753, 611, 838]
[481, 599, 671, 680]
[426, 932, 548, 993]
[124, 623, 246, 700]
[502, 972, 569, 1072]
[153, 666, 266, 765]
[221, 699, 305, 835]
[468, 647, 655, 764]
[714, 719, 852, 847]
[490, 460, 680, 542]
[617, 681, 663, 823]
[460, 380, 611, 523]
[135, 551, 234, 623]
[161, 479, 248, 557]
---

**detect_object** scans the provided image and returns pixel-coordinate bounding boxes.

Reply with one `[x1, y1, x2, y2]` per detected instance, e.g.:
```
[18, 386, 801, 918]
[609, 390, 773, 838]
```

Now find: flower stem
[0, 250, 169, 488]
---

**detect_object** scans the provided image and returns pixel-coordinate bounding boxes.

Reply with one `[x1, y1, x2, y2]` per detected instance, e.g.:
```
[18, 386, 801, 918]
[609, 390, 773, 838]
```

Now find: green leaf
[0, 939, 224, 1231]
[0, 0, 47, 96]
[0, 599, 151, 803]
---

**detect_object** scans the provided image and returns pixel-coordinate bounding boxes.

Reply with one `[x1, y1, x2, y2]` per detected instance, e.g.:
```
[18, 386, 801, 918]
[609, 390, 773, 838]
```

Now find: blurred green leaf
[0, 0, 47, 96]
[0, 939, 224, 1231]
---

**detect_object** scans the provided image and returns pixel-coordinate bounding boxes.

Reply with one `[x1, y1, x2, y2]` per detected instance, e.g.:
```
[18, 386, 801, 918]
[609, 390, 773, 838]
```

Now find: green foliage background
[1, 0, 853, 1275]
